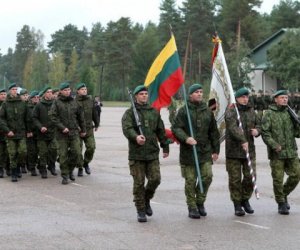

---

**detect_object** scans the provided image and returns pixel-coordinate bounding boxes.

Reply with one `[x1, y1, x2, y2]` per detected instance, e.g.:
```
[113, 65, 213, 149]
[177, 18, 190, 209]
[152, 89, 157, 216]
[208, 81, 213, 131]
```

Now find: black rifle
[127, 88, 143, 135]
[287, 105, 300, 125]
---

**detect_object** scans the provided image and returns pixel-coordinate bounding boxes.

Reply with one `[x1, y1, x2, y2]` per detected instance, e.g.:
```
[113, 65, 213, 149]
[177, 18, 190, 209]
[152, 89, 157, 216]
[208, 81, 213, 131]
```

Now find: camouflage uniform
[261, 104, 300, 204]
[26, 99, 39, 174]
[172, 100, 220, 210]
[122, 103, 169, 213]
[225, 103, 261, 205]
[0, 100, 9, 177]
[76, 94, 99, 172]
[0, 94, 28, 180]
[32, 97, 58, 176]
[50, 94, 86, 180]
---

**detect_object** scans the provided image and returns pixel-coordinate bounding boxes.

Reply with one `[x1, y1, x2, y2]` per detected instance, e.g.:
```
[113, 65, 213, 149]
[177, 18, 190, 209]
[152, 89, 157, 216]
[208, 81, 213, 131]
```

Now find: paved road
[1, 107, 300, 250]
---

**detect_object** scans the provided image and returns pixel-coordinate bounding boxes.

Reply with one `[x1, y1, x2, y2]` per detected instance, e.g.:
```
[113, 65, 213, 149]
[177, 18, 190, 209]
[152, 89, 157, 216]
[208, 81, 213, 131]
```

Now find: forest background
[0, 0, 300, 100]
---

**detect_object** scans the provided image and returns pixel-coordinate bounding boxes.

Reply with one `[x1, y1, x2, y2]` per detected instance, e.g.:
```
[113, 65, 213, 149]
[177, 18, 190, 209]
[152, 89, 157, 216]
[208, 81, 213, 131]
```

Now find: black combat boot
[188, 207, 201, 219]
[0, 168, 4, 178]
[137, 211, 147, 222]
[11, 168, 18, 182]
[47, 163, 57, 176]
[16, 165, 22, 178]
[284, 196, 290, 210]
[21, 165, 27, 174]
[83, 162, 91, 175]
[78, 168, 83, 177]
[234, 204, 245, 216]
[5, 167, 11, 176]
[61, 175, 68, 185]
[69, 172, 75, 181]
[30, 167, 38, 176]
[241, 200, 254, 214]
[145, 200, 153, 216]
[278, 202, 289, 215]
[197, 204, 207, 216]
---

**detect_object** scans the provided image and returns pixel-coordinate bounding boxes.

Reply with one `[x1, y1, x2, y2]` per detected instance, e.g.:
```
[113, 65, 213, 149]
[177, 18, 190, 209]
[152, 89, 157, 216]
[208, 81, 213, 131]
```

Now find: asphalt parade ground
[1, 107, 300, 250]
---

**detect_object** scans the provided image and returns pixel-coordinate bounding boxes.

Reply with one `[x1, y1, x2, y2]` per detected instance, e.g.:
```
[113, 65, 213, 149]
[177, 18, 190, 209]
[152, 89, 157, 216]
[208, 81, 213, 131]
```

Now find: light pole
[3, 72, 7, 89]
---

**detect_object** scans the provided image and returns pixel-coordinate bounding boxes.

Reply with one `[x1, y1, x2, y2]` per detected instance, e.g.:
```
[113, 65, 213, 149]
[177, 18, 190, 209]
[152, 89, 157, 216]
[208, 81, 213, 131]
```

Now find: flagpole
[182, 30, 204, 194]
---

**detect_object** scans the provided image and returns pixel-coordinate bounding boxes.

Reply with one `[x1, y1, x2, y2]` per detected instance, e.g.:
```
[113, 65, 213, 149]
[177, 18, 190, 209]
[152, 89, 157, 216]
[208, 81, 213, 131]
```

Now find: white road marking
[234, 220, 270, 230]
[71, 183, 87, 187]
[151, 201, 162, 205]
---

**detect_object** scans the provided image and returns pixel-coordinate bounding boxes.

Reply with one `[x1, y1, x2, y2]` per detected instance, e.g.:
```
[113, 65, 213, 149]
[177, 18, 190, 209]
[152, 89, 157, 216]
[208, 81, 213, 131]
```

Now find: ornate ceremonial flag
[209, 36, 235, 142]
[144, 34, 184, 110]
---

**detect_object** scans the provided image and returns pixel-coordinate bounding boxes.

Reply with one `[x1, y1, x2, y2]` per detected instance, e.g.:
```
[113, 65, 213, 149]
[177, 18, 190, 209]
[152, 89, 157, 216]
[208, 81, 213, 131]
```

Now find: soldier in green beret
[75, 83, 99, 176]
[50, 82, 86, 184]
[225, 87, 261, 216]
[0, 89, 9, 177]
[261, 90, 300, 215]
[25, 91, 40, 176]
[172, 83, 220, 219]
[0, 84, 28, 182]
[32, 86, 58, 178]
[19, 88, 29, 102]
[52, 88, 59, 99]
[122, 85, 169, 222]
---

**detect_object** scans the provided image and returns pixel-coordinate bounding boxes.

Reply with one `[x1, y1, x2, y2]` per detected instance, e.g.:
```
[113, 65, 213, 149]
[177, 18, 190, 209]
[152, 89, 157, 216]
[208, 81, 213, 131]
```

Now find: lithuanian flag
[144, 34, 184, 110]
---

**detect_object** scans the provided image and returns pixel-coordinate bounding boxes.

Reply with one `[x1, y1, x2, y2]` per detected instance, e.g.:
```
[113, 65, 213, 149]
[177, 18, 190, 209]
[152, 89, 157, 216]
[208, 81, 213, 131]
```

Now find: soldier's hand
[186, 137, 197, 145]
[250, 128, 259, 137]
[80, 132, 86, 137]
[163, 152, 169, 158]
[242, 142, 249, 152]
[7, 131, 14, 137]
[275, 145, 282, 152]
[41, 127, 47, 133]
[62, 128, 69, 134]
[27, 132, 33, 138]
[212, 153, 218, 161]
[94, 127, 98, 132]
[136, 135, 146, 145]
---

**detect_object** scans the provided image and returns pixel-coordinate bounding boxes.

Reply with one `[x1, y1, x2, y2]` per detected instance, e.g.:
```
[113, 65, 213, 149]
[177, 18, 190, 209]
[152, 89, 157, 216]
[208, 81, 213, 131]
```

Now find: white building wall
[249, 70, 277, 93]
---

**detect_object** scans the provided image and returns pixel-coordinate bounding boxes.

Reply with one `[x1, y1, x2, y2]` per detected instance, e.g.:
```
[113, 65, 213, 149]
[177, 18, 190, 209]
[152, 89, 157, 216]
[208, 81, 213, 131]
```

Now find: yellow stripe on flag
[144, 35, 177, 87]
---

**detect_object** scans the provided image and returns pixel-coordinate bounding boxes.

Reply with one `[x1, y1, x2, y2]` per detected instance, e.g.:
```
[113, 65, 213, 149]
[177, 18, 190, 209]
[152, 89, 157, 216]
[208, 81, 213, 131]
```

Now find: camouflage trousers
[78, 130, 96, 168]
[226, 158, 256, 204]
[0, 141, 9, 170]
[181, 161, 212, 208]
[6, 139, 27, 170]
[57, 136, 81, 176]
[27, 137, 38, 171]
[270, 158, 300, 203]
[37, 139, 57, 169]
[129, 159, 161, 212]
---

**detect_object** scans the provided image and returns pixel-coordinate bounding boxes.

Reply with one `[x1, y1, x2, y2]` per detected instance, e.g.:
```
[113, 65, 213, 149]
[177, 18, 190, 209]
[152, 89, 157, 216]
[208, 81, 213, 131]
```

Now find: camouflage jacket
[0, 101, 5, 142]
[172, 101, 220, 165]
[225, 103, 261, 159]
[76, 95, 100, 135]
[0, 94, 28, 140]
[50, 95, 86, 139]
[122, 103, 169, 161]
[32, 98, 56, 140]
[27, 100, 38, 137]
[261, 104, 300, 159]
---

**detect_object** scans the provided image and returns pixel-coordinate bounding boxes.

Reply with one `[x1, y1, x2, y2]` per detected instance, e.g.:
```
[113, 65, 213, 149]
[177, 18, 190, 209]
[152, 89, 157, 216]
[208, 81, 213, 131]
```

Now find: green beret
[76, 83, 86, 90]
[133, 85, 147, 95]
[52, 88, 59, 93]
[59, 82, 70, 90]
[235, 87, 249, 98]
[40, 86, 51, 97]
[8, 83, 17, 90]
[273, 89, 288, 98]
[0, 88, 6, 93]
[188, 83, 203, 95]
[29, 90, 39, 98]
[19, 89, 28, 95]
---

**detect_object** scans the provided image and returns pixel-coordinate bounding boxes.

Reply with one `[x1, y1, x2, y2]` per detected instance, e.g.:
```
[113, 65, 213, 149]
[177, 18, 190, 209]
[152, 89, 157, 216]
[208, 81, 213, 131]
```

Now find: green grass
[102, 101, 130, 107]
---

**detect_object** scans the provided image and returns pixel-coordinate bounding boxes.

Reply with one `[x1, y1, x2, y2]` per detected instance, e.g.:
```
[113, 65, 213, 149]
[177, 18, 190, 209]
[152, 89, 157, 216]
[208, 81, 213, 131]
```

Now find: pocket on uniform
[129, 160, 135, 176]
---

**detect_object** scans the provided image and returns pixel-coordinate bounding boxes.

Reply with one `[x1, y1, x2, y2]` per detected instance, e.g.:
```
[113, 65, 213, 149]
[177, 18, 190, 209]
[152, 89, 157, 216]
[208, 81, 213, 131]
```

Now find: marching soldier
[50, 82, 86, 185]
[225, 87, 261, 216]
[172, 83, 220, 219]
[0, 83, 28, 182]
[261, 90, 300, 215]
[75, 83, 99, 176]
[122, 85, 169, 222]
[0, 88, 9, 177]
[32, 86, 58, 178]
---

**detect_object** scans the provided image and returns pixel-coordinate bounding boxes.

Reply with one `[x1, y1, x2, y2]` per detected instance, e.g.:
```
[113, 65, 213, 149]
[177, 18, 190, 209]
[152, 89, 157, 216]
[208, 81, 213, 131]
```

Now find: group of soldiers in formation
[122, 84, 300, 222]
[0, 82, 100, 185]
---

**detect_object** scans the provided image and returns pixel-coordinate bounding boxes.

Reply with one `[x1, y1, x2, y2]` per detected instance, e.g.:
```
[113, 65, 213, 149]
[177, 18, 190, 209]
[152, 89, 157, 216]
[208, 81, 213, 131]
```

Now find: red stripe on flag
[151, 67, 183, 110]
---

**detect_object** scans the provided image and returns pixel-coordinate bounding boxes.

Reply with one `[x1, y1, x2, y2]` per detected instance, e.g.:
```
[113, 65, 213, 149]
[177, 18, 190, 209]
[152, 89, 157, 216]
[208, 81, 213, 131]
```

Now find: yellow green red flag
[144, 34, 183, 110]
